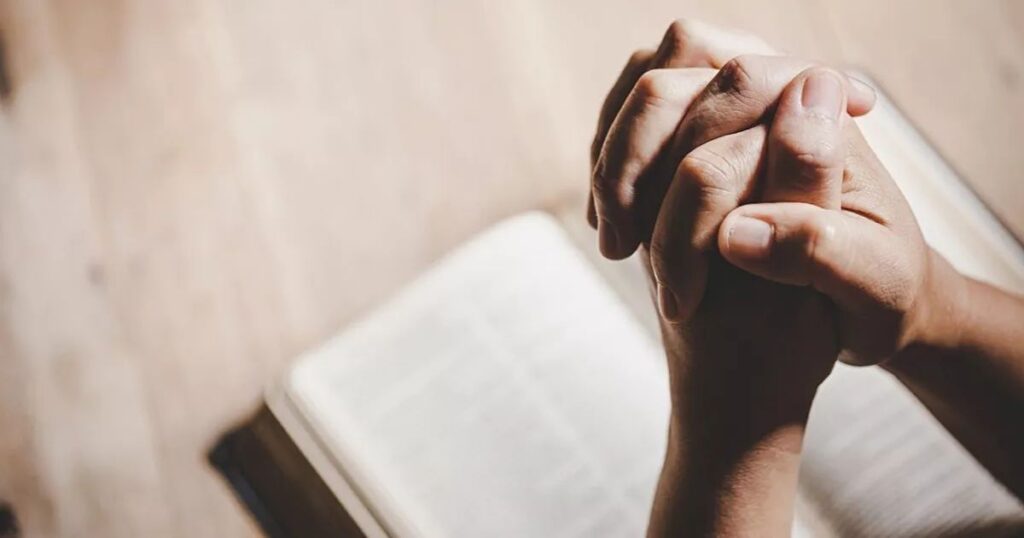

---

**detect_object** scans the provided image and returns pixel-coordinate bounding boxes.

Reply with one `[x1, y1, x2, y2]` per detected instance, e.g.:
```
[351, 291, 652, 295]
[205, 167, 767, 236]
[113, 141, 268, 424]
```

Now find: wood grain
[0, 1, 1020, 536]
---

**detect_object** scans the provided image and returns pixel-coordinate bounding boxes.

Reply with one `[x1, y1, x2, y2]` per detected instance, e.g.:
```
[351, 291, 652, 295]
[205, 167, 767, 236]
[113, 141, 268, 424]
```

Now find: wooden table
[0, 1, 1021, 536]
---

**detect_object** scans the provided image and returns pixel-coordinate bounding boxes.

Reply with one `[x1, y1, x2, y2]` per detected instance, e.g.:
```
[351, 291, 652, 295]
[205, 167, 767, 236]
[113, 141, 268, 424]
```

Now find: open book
[212, 88, 1024, 537]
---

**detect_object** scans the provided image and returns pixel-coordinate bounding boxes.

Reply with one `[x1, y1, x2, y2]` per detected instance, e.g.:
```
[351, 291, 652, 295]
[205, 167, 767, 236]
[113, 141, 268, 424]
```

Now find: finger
[591, 49, 656, 172]
[648, 18, 777, 70]
[588, 18, 776, 230]
[717, 203, 901, 313]
[592, 19, 773, 170]
[587, 195, 598, 228]
[629, 56, 875, 248]
[674, 55, 874, 155]
[589, 49, 654, 230]
[761, 67, 848, 210]
[593, 68, 717, 259]
[649, 126, 767, 321]
[846, 74, 876, 116]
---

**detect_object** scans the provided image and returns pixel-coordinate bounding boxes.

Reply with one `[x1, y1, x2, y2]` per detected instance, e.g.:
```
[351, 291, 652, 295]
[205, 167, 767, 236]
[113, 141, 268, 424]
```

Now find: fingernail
[657, 283, 679, 321]
[848, 75, 877, 110]
[599, 219, 620, 256]
[726, 216, 773, 259]
[801, 71, 843, 119]
[848, 75, 875, 96]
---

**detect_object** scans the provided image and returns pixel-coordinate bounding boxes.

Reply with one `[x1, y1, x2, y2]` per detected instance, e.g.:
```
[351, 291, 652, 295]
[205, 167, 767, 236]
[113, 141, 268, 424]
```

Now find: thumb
[717, 202, 896, 310]
[762, 67, 849, 210]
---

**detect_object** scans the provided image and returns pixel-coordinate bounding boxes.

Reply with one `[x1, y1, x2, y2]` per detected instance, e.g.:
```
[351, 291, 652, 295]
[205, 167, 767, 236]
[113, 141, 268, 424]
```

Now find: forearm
[886, 251, 1024, 497]
[648, 413, 807, 537]
[648, 331, 818, 537]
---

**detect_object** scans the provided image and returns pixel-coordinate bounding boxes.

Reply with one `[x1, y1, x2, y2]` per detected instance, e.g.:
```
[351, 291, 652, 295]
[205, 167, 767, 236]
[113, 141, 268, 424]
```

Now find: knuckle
[629, 49, 651, 66]
[590, 169, 615, 198]
[776, 135, 842, 187]
[792, 147, 839, 176]
[664, 19, 697, 51]
[648, 240, 680, 284]
[801, 212, 836, 270]
[678, 152, 734, 195]
[633, 71, 668, 104]
[633, 70, 677, 106]
[792, 149, 841, 189]
[714, 55, 757, 95]
[591, 169, 631, 207]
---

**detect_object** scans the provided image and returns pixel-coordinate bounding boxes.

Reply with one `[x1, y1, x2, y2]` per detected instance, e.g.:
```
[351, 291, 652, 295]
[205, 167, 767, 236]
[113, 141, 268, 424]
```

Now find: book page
[802, 363, 1023, 537]
[287, 213, 671, 537]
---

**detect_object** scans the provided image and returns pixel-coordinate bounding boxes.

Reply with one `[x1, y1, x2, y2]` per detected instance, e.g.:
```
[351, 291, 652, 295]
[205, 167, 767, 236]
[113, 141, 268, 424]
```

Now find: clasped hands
[588, 19, 959, 393]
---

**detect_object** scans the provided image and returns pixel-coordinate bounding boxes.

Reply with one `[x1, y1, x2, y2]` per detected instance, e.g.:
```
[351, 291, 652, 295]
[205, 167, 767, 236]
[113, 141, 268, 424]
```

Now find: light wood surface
[0, 1, 1020, 536]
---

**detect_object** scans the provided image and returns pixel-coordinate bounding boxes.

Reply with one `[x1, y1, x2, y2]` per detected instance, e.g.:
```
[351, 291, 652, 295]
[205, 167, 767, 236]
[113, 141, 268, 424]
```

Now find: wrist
[665, 336, 819, 453]
[888, 249, 970, 369]
[668, 400, 810, 467]
[655, 407, 806, 537]
[663, 328, 821, 433]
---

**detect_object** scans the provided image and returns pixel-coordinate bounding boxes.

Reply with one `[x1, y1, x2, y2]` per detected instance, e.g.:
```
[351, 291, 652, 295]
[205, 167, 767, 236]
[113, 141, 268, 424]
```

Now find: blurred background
[0, 1, 1021, 536]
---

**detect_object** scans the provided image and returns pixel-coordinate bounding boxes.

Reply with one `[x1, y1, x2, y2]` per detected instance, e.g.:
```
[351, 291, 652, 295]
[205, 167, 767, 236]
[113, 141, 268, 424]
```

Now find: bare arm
[885, 255, 1024, 497]
[647, 315, 823, 536]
